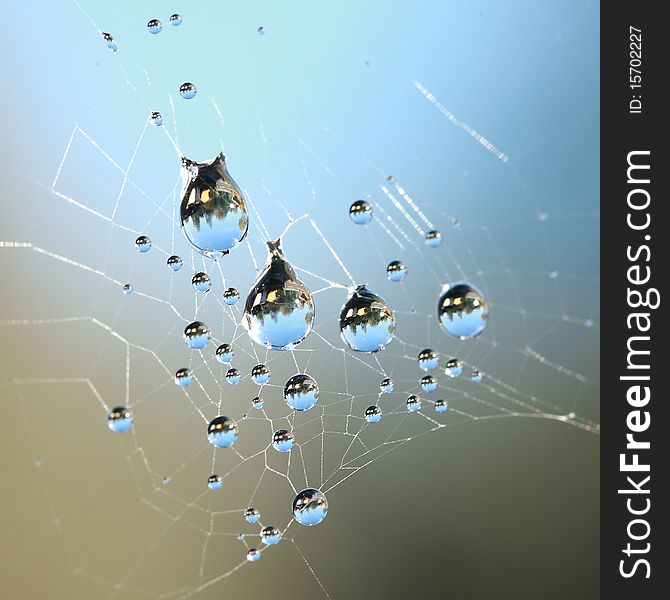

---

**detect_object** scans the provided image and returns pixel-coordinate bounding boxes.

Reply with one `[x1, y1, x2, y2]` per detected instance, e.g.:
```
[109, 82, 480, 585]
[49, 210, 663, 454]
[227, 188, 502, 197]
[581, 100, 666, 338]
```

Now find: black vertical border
[601, 2, 668, 598]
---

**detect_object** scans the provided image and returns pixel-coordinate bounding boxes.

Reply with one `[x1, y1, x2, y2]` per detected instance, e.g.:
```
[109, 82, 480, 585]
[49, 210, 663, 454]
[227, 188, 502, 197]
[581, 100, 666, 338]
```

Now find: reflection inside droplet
[339, 285, 396, 353]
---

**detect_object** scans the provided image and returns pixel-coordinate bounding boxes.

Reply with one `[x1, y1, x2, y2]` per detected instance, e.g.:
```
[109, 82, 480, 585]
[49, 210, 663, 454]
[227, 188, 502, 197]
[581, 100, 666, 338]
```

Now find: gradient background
[0, 1, 599, 599]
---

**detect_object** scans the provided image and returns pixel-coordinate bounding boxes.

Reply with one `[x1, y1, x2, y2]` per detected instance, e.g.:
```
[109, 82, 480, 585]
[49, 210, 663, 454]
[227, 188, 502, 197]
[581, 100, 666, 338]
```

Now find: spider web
[0, 1, 599, 598]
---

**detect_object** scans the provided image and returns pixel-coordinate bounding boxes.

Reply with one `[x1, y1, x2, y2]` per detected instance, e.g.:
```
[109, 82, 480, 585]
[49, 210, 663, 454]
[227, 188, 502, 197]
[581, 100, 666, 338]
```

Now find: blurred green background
[0, 1, 599, 598]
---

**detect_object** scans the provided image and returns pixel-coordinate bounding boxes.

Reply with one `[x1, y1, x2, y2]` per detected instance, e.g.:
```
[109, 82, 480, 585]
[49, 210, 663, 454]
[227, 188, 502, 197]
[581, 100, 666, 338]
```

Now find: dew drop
[174, 367, 193, 387]
[207, 415, 239, 448]
[470, 369, 482, 383]
[244, 507, 260, 524]
[167, 255, 183, 271]
[192, 272, 211, 293]
[292, 488, 328, 526]
[406, 395, 421, 412]
[107, 406, 132, 432]
[243, 238, 315, 350]
[101, 32, 118, 52]
[424, 230, 442, 247]
[549, 269, 559, 280]
[257, 26, 266, 35]
[225, 368, 241, 385]
[435, 399, 449, 413]
[386, 260, 407, 282]
[122, 283, 133, 295]
[215, 343, 234, 364]
[147, 19, 162, 34]
[207, 474, 223, 490]
[380, 377, 394, 393]
[247, 548, 261, 562]
[223, 287, 240, 305]
[135, 235, 152, 253]
[251, 396, 264, 410]
[260, 525, 281, 545]
[420, 375, 437, 393]
[150, 111, 163, 126]
[445, 358, 464, 378]
[251, 364, 271, 385]
[365, 405, 382, 423]
[184, 321, 211, 349]
[170, 14, 182, 26]
[180, 152, 248, 258]
[339, 285, 396, 353]
[179, 82, 197, 99]
[272, 429, 295, 452]
[437, 282, 489, 339]
[418, 348, 439, 371]
[349, 200, 373, 225]
[283, 373, 319, 411]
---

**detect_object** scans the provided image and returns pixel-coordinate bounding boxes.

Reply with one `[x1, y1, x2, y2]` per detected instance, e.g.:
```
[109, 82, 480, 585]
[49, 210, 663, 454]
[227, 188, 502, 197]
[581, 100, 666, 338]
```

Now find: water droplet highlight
[292, 488, 328, 526]
[349, 200, 373, 224]
[180, 152, 248, 258]
[437, 282, 489, 339]
[339, 285, 396, 353]
[207, 416, 239, 448]
[283, 374, 319, 411]
[243, 238, 315, 350]
[184, 321, 211, 349]
[107, 406, 132, 432]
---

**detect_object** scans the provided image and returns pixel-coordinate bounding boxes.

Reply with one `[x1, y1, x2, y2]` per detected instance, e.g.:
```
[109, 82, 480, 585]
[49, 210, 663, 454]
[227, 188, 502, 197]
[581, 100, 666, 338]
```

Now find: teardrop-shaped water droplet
[102, 32, 118, 52]
[339, 285, 396, 353]
[243, 238, 315, 350]
[437, 282, 489, 339]
[180, 153, 249, 258]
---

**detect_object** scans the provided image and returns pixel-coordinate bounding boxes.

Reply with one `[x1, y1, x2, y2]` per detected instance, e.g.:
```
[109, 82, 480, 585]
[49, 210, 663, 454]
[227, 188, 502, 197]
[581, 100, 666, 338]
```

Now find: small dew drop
[207, 474, 223, 490]
[167, 255, 183, 271]
[122, 283, 133, 295]
[101, 32, 118, 52]
[184, 321, 211, 350]
[435, 399, 449, 413]
[135, 235, 152, 253]
[179, 82, 197, 99]
[251, 364, 271, 385]
[418, 348, 439, 371]
[386, 260, 407, 282]
[365, 405, 382, 423]
[223, 287, 240, 305]
[207, 415, 239, 448]
[244, 507, 260, 523]
[284, 374, 319, 411]
[445, 358, 464, 379]
[215, 344, 234, 364]
[420, 375, 438, 393]
[225, 368, 241, 385]
[150, 111, 163, 126]
[424, 230, 442, 247]
[252, 396, 264, 410]
[272, 429, 295, 452]
[349, 200, 373, 225]
[257, 26, 266, 35]
[107, 406, 132, 432]
[380, 377, 394, 393]
[192, 272, 211, 293]
[147, 19, 162, 34]
[292, 488, 328, 526]
[247, 548, 261, 562]
[174, 368, 193, 387]
[170, 14, 182, 26]
[406, 395, 422, 412]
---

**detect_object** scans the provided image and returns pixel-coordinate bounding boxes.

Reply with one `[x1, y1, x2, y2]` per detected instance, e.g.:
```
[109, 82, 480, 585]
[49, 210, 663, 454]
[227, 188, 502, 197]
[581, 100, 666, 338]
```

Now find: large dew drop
[339, 285, 396, 353]
[180, 153, 249, 258]
[292, 488, 328, 526]
[283, 374, 319, 411]
[207, 415, 239, 448]
[437, 282, 489, 339]
[243, 238, 315, 350]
